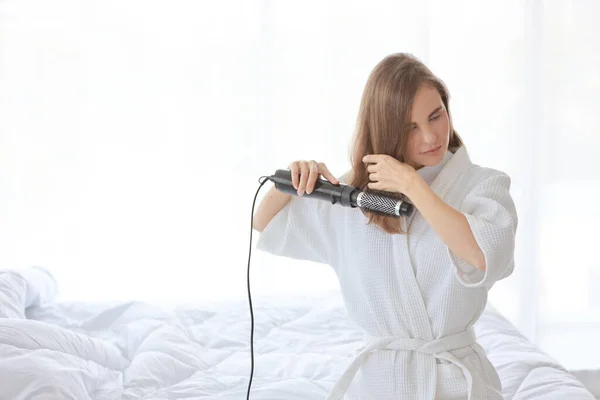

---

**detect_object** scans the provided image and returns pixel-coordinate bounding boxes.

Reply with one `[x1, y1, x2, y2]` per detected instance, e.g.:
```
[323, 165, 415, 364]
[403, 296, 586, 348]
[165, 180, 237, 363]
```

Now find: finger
[362, 154, 377, 164]
[289, 162, 299, 189]
[306, 160, 319, 194]
[369, 172, 378, 182]
[367, 182, 381, 190]
[318, 163, 340, 185]
[367, 164, 377, 173]
[298, 162, 309, 195]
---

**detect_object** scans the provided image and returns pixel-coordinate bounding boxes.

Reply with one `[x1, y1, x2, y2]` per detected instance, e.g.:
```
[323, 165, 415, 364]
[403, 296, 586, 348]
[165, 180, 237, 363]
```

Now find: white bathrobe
[256, 145, 518, 400]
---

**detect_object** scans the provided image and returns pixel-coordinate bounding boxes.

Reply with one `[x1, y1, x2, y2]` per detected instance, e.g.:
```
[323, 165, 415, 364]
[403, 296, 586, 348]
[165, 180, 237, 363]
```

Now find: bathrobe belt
[326, 328, 486, 400]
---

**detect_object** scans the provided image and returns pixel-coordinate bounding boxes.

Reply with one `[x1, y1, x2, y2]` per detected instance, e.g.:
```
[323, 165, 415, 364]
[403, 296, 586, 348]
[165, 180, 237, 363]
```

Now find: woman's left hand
[362, 154, 420, 195]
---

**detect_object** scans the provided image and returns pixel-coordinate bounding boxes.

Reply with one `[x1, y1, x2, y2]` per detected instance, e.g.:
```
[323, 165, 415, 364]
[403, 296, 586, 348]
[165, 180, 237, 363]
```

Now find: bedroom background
[0, 0, 598, 375]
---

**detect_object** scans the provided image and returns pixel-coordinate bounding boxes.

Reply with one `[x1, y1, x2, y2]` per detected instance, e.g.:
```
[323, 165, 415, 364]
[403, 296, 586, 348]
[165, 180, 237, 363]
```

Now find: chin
[416, 153, 444, 167]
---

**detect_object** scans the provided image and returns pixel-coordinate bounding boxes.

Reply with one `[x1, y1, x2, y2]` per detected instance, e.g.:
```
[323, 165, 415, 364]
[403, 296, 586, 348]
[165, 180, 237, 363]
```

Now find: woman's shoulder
[453, 146, 511, 187]
[461, 162, 512, 193]
[466, 163, 510, 180]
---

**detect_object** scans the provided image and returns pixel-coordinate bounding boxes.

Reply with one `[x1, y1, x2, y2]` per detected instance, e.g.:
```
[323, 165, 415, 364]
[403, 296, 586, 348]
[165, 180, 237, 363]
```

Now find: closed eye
[426, 105, 444, 121]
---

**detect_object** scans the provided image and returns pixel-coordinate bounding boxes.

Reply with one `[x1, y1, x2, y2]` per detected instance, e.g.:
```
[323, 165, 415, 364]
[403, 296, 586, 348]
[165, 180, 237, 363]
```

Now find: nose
[421, 126, 437, 145]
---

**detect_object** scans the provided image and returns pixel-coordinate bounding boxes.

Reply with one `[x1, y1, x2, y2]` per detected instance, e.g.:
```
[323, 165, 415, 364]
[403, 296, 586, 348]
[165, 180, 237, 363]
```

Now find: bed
[0, 267, 596, 399]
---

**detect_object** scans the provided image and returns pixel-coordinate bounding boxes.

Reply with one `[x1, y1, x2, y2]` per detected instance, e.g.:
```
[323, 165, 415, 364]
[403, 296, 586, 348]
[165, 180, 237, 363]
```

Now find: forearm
[407, 179, 486, 271]
[253, 184, 292, 232]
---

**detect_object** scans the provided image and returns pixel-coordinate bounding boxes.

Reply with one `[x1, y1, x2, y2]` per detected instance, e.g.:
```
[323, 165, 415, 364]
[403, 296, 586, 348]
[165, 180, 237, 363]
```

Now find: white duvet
[0, 267, 595, 400]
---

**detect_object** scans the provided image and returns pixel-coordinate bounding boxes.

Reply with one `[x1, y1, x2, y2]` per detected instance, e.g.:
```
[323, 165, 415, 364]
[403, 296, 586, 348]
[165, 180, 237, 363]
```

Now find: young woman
[253, 53, 518, 400]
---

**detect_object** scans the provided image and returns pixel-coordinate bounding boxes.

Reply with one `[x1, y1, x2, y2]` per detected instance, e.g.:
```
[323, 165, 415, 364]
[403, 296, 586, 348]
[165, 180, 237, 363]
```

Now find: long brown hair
[348, 53, 463, 234]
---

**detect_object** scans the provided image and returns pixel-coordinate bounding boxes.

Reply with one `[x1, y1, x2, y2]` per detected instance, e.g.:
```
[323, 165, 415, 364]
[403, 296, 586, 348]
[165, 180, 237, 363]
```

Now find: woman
[253, 53, 518, 400]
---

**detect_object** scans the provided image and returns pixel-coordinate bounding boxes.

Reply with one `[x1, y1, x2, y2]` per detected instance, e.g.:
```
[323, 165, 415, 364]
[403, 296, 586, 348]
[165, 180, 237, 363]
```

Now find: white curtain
[0, 0, 598, 371]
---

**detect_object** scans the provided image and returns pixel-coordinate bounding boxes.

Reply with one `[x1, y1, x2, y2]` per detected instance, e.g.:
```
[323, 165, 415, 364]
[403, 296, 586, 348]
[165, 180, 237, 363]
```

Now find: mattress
[0, 267, 595, 399]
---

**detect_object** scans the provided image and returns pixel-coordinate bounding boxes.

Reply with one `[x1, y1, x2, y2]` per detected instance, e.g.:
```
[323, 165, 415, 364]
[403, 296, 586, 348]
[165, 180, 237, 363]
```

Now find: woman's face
[403, 85, 450, 169]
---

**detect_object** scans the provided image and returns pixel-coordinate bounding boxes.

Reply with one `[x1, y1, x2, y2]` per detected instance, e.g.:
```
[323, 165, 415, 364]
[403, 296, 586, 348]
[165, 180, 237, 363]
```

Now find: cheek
[435, 115, 451, 138]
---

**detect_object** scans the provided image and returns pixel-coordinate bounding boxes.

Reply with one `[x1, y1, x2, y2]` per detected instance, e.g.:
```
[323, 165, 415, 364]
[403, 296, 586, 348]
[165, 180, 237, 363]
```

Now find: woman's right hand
[288, 160, 340, 196]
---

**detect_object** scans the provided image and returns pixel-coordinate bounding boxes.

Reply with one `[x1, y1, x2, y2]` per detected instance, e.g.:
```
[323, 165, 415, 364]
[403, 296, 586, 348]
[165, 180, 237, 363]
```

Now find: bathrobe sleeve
[448, 171, 518, 288]
[255, 192, 337, 266]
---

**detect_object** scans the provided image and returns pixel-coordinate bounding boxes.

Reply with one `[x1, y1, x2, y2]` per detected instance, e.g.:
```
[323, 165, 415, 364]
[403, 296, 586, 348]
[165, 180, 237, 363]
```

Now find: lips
[423, 145, 441, 154]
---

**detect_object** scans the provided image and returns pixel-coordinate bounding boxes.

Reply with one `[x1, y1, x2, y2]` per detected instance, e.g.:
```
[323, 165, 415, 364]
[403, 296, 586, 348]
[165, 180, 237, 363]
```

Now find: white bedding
[0, 267, 596, 400]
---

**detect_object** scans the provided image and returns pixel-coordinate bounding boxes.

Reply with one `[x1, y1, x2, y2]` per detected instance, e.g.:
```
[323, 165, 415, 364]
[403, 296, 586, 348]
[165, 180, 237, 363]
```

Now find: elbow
[253, 216, 264, 233]
[473, 248, 486, 272]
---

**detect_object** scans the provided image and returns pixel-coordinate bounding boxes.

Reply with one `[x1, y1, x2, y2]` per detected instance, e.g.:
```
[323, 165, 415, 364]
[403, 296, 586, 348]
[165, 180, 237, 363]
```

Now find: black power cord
[247, 175, 272, 400]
